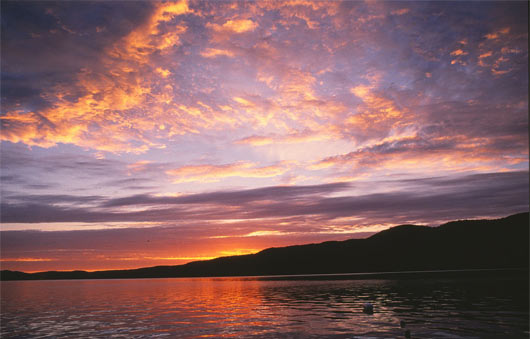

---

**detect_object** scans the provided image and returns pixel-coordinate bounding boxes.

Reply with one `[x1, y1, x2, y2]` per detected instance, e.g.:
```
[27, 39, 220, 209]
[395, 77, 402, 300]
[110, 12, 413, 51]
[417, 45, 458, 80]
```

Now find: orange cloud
[166, 162, 288, 183]
[200, 48, 235, 58]
[256, 0, 340, 21]
[347, 85, 406, 134]
[220, 19, 258, 33]
[192, 4, 348, 137]
[233, 96, 255, 107]
[279, 68, 317, 102]
[218, 248, 259, 256]
[450, 49, 467, 56]
[228, 95, 283, 128]
[236, 135, 275, 146]
[309, 132, 524, 177]
[212, 230, 292, 238]
[391, 8, 410, 16]
[144, 256, 216, 261]
[111, 1, 191, 64]
[206, 19, 258, 42]
[478, 51, 493, 67]
[476, 26, 520, 76]
[236, 130, 332, 146]
[0, 258, 55, 262]
[127, 160, 152, 173]
[451, 59, 466, 66]
[479, 51, 492, 59]
[155, 67, 171, 78]
[500, 47, 520, 54]
[484, 27, 510, 40]
[0, 2, 201, 153]
[485, 33, 498, 40]
[251, 60, 344, 131]
[491, 68, 510, 76]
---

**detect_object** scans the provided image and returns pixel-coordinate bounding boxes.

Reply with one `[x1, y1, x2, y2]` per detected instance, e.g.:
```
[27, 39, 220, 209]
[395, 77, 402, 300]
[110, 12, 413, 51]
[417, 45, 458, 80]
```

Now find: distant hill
[1, 212, 528, 281]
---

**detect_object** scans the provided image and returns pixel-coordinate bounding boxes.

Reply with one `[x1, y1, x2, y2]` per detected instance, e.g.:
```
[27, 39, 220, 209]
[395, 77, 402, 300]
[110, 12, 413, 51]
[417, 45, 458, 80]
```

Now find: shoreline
[2, 267, 528, 282]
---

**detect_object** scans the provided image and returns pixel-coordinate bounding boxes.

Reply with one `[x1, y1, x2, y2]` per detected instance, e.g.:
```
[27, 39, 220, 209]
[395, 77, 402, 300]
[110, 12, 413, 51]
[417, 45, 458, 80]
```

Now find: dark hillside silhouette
[2, 212, 528, 281]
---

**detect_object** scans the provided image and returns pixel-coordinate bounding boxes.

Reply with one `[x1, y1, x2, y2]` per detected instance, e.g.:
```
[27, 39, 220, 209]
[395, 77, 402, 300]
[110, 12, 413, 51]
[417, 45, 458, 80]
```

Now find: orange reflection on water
[3, 276, 528, 337]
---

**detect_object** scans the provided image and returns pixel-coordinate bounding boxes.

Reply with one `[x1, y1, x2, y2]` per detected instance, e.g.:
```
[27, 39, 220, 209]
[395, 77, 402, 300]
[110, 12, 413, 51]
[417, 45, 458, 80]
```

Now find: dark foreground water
[1, 273, 528, 338]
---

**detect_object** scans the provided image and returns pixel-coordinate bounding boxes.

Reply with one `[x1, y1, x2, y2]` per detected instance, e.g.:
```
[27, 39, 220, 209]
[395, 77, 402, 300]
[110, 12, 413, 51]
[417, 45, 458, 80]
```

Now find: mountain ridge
[1, 212, 528, 281]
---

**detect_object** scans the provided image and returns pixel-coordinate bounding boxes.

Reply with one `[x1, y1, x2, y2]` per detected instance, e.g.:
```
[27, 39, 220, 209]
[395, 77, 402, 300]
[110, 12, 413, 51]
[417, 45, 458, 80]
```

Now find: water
[1, 275, 528, 338]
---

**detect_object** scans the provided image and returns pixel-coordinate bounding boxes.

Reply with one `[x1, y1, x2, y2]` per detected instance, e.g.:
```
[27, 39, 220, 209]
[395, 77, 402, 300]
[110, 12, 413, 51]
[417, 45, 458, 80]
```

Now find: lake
[1, 273, 528, 338]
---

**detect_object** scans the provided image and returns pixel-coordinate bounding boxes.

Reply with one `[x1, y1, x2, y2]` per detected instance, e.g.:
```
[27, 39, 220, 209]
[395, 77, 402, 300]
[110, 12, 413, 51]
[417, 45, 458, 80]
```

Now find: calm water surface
[1, 275, 528, 338]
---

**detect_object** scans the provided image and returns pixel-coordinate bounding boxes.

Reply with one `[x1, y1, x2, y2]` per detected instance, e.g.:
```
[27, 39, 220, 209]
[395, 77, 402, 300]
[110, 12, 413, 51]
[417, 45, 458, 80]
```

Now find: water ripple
[1, 276, 528, 338]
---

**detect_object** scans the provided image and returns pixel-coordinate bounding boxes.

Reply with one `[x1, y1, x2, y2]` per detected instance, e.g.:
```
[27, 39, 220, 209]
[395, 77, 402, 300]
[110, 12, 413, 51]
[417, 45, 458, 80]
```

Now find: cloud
[2, 169, 527, 271]
[0, 145, 124, 176]
[310, 127, 527, 175]
[200, 48, 235, 58]
[342, 84, 411, 143]
[205, 18, 258, 44]
[208, 19, 258, 34]
[484, 27, 510, 40]
[2, 0, 527, 168]
[243, 171, 529, 224]
[235, 130, 331, 146]
[391, 8, 410, 16]
[3, 169, 527, 272]
[0, 144, 163, 195]
[165, 162, 289, 183]
[2, 171, 527, 225]
[475, 25, 525, 76]
[0, 1, 152, 112]
[450, 49, 467, 56]
[5, 194, 104, 206]
[1, 1, 196, 153]
[1, 1, 527, 240]
[103, 182, 351, 207]
[155, 67, 171, 78]
[236, 135, 275, 146]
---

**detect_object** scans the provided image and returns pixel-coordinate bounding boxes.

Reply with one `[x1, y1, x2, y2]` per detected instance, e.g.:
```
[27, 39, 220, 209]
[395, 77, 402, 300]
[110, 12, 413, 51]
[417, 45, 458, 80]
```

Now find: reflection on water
[1, 275, 528, 338]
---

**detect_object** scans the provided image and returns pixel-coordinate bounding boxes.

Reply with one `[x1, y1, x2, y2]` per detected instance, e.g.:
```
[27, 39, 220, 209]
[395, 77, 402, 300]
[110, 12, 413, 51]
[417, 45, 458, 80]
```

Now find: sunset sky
[1, 0, 528, 272]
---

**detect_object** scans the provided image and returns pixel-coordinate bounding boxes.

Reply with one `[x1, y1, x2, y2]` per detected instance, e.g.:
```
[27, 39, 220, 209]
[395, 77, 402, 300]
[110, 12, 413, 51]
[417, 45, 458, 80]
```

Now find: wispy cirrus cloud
[2, 171, 527, 225]
[165, 162, 291, 183]
[102, 182, 351, 208]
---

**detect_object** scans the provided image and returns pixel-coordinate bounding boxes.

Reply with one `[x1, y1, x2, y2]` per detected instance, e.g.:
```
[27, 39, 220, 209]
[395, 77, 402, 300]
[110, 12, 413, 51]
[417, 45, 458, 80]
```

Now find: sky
[1, 0, 528, 272]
